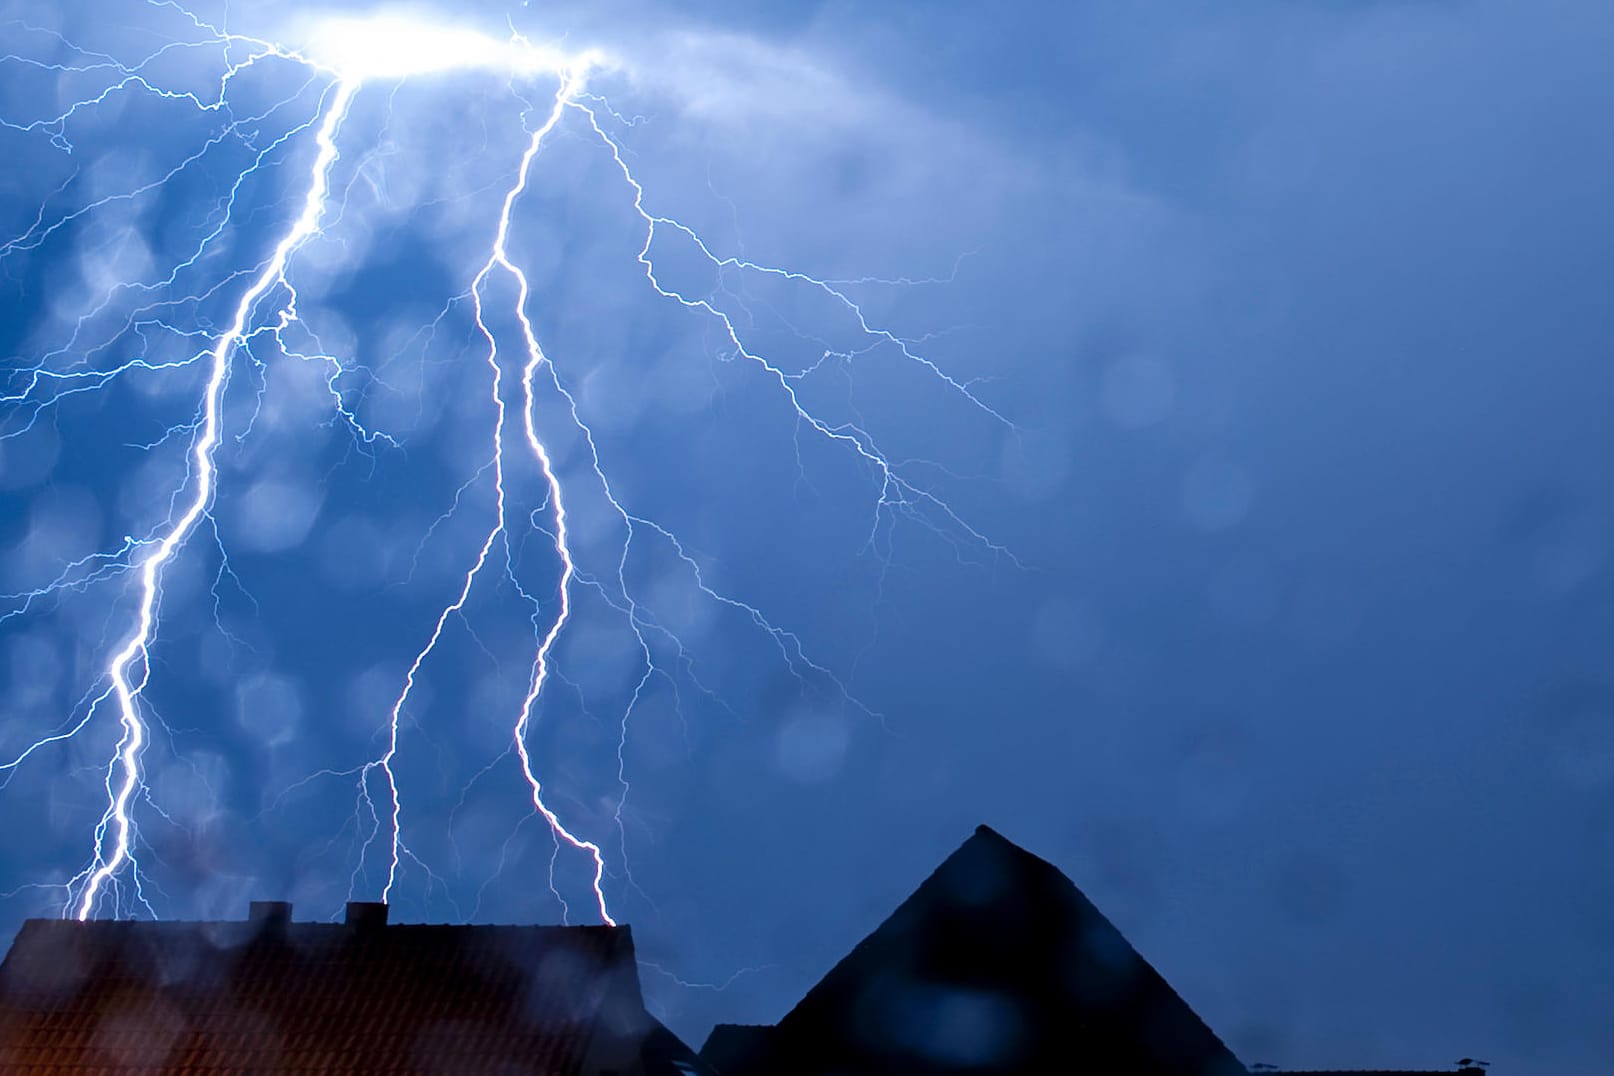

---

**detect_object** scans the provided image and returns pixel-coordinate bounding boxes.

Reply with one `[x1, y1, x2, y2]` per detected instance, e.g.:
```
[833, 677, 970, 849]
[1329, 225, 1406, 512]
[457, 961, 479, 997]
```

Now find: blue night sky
[2, 1, 1612, 1073]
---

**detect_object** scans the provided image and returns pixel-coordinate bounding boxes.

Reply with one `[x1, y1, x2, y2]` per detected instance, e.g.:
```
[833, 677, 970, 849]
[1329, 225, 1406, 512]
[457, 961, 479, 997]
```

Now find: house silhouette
[0, 826, 1488, 1075]
[0, 901, 705, 1074]
[702, 824, 1246, 1075]
[699, 825, 1486, 1076]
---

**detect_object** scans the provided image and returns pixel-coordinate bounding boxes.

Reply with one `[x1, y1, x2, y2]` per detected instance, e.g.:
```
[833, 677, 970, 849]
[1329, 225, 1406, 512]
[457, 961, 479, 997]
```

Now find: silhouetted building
[0, 828, 1493, 1074]
[699, 826, 1488, 1076]
[701, 825, 1246, 1075]
[0, 900, 707, 1074]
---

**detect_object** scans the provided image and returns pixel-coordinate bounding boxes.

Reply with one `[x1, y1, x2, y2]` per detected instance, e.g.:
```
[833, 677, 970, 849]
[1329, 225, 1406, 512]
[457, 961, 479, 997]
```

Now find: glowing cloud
[296, 14, 600, 82]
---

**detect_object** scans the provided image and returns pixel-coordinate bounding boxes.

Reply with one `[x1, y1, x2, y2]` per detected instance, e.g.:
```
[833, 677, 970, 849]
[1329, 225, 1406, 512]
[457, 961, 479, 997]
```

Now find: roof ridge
[17, 916, 627, 930]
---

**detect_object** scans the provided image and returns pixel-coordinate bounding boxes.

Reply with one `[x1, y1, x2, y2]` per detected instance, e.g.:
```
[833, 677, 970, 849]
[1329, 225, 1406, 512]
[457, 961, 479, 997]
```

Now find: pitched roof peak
[968, 821, 1023, 850]
[966, 821, 1044, 853]
[945, 823, 1065, 886]
[712, 823, 1246, 1074]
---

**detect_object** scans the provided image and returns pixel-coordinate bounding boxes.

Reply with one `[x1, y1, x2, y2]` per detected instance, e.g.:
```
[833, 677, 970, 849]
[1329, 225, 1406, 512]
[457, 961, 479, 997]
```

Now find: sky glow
[295, 14, 600, 82]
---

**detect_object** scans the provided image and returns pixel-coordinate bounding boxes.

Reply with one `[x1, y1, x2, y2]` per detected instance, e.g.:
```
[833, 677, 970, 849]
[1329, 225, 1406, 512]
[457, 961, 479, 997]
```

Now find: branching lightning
[0, 2, 1012, 943]
[70, 79, 360, 919]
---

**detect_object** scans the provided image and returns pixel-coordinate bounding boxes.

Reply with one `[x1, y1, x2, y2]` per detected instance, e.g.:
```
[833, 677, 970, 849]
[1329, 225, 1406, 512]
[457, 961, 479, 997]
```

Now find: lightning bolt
[362, 62, 615, 923]
[0, 5, 1013, 937]
[71, 77, 360, 919]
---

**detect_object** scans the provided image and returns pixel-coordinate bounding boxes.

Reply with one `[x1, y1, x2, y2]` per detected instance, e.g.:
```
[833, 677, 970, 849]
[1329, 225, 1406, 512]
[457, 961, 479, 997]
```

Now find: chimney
[248, 901, 292, 934]
[345, 901, 389, 931]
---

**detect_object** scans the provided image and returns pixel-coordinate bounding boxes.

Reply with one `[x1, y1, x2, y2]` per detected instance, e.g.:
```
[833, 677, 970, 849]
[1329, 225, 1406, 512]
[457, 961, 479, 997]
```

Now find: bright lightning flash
[0, 4, 1012, 940]
[296, 15, 600, 82]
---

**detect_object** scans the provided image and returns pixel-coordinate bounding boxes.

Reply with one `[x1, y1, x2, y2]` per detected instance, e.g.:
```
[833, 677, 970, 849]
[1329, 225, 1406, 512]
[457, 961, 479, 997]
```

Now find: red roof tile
[0, 910, 703, 1074]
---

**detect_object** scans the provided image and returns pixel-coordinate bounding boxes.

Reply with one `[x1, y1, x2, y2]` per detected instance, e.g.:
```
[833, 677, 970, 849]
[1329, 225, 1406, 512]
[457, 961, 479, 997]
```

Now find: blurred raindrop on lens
[1501, 485, 1610, 595]
[235, 673, 304, 748]
[1181, 456, 1255, 532]
[1000, 427, 1073, 501]
[318, 514, 392, 590]
[1030, 597, 1105, 671]
[1271, 852, 1348, 927]
[883, 981, 1025, 1067]
[1101, 355, 1175, 429]
[6, 632, 62, 707]
[231, 479, 324, 553]
[1176, 721, 1252, 824]
[1545, 684, 1614, 791]
[0, 418, 60, 491]
[774, 709, 850, 784]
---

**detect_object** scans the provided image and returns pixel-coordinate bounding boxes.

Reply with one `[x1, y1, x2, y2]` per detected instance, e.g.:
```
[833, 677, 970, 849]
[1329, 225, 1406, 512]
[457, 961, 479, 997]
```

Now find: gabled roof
[703, 825, 1247, 1075]
[0, 903, 709, 1074]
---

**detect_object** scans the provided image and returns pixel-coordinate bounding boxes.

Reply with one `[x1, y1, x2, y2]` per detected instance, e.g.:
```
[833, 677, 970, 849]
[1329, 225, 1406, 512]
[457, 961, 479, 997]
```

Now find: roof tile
[0, 915, 701, 1074]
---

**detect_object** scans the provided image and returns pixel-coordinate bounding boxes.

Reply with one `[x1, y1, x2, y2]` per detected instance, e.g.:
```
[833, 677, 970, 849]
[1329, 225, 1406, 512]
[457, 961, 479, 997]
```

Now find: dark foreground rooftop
[0, 827, 1494, 1075]
[702, 824, 1247, 1075]
[0, 900, 706, 1074]
[700, 826, 1492, 1076]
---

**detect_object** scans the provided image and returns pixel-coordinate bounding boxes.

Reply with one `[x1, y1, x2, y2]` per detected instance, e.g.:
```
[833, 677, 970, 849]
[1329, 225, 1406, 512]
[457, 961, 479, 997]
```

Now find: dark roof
[702, 825, 1247, 1075]
[699, 1024, 774, 1074]
[0, 903, 710, 1074]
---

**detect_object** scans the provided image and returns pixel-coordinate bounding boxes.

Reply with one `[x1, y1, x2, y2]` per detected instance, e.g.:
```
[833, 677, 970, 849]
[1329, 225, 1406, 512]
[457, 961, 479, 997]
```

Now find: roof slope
[705, 825, 1246, 1076]
[0, 908, 706, 1074]
[698, 1023, 774, 1074]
